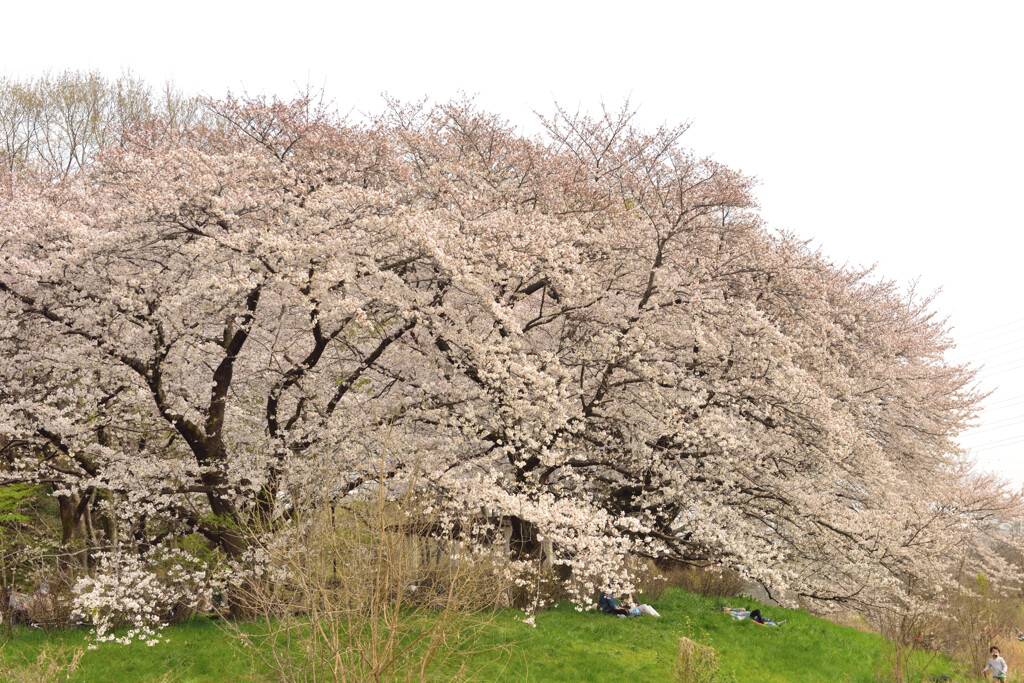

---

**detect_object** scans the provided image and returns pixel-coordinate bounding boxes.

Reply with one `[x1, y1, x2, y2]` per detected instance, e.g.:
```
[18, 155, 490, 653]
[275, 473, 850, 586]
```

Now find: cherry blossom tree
[0, 93, 1014, 626]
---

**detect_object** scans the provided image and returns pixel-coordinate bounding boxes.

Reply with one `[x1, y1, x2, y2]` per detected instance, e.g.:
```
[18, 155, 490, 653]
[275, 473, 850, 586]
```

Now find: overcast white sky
[4, 0, 1024, 482]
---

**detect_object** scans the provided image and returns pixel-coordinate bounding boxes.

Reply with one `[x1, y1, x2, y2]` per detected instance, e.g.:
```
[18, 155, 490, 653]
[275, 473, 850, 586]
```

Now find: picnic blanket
[718, 606, 784, 627]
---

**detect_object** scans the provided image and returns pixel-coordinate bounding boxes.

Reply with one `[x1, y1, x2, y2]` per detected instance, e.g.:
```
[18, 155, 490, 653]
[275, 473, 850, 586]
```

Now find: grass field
[0, 589, 969, 682]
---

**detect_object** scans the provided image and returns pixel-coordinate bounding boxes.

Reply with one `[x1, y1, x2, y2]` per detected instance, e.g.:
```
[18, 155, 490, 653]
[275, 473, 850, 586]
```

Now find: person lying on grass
[598, 592, 661, 618]
[718, 606, 785, 626]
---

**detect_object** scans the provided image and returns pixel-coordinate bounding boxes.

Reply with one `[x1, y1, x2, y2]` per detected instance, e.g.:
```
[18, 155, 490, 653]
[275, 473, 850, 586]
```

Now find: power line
[952, 335, 1024, 357]
[950, 342, 1024, 366]
[981, 391, 1024, 407]
[969, 435, 1024, 453]
[951, 333, 1024, 358]
[976, 361, 1024, 379]
[954, 317, 1024, 342]
[964, 417, 1024, 437]
[970, 412, 1024, 429]
[946, 333, 1024, 356]
[977, 356, 1024, 374]
[964, 432, 1024, 452]
[978, 399, 1024, 417]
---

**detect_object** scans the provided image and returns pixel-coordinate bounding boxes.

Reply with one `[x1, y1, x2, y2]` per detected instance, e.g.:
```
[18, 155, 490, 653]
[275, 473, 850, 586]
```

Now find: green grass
[0, 589, 968, 682]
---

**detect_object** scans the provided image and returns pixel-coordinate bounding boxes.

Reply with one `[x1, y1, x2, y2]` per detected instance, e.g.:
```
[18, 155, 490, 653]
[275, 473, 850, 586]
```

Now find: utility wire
[976, 361, 1024, 378]
[950, 344, 1024, 367]
[953, 328, 1024, 351]
[954, 317, 1024, 342]
[964, 418, 1024, 438]
[964, 431, 1024, 451]
[968, 435, 1024, 453]
[981, 393, 1024, 409]
[968, 412, 1024, 430]
[950, 336, 1024, 357]
[976, 356, 1024, 374]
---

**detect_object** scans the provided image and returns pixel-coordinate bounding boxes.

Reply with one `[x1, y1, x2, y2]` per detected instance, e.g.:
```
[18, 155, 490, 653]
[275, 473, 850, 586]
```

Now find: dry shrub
[24, 567, 77, 629]
[863, 571, 1024, 680]
[652, 564, 745, 598]
[510, 564, 571, 610]
[0, 643, 83, 682]
[632, 560, 669, 601]
[227, 454, 511, 682]
[673, 622, 737, 683]
[935, 573, 1024, 673]
[675, 636, 720, 683]
[875, 610, 944, 683]
[826, 611, 876, 634]
[0, 567, 76, 631]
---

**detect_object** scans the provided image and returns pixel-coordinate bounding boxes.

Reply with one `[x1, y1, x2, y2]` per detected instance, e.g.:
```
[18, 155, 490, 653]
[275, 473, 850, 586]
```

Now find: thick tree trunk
[56, 494, 81, 545]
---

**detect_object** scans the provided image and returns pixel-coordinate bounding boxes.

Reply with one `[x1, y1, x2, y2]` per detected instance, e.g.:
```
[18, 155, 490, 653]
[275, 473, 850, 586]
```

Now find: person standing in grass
[983, 646, 1008, 680]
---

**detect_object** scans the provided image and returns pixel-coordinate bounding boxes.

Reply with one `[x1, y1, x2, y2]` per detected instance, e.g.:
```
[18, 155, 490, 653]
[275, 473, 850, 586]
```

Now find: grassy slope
[475, 591, 966, 682]
[0, 589, 967, 682]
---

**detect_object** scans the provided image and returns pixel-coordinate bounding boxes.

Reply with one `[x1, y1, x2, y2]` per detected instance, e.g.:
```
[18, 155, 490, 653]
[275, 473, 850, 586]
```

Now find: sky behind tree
[3, 0, 1023, 482]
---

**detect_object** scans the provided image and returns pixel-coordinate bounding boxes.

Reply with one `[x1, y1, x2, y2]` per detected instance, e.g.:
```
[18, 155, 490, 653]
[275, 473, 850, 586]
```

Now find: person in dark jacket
[598, 592, 630, 616]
